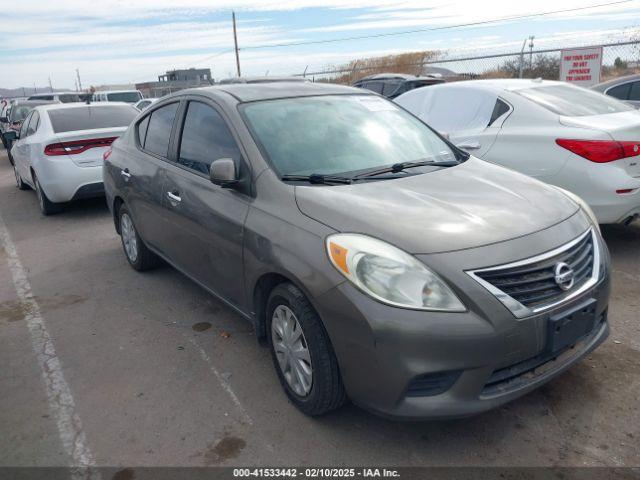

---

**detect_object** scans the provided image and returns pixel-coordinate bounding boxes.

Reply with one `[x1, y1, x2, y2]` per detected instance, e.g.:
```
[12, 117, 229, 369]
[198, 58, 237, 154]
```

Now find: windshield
[242, 95, 456, 177]
[517, 84, 634, 116]
[107, 92, 142, 103]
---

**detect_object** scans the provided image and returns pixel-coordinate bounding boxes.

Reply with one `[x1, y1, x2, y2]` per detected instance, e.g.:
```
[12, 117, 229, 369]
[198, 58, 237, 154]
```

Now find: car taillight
[44, 137, 118, 156]
[556, 139, 640, 163]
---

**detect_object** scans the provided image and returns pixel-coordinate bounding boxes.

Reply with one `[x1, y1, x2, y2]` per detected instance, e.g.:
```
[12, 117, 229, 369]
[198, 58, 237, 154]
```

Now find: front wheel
[118, 205, 160, 271]
[267, 283, 346, 416]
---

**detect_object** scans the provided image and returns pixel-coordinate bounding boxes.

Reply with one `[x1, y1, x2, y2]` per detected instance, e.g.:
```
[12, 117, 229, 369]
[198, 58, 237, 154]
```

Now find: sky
[1, 0, 640, 89]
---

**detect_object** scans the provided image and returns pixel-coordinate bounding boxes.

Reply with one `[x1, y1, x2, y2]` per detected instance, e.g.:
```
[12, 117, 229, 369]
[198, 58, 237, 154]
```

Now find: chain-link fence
[295, 40, 640, 85]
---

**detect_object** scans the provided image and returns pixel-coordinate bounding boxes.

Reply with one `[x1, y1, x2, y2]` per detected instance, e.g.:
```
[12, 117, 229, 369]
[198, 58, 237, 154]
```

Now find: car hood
[294, 158, 579, 254]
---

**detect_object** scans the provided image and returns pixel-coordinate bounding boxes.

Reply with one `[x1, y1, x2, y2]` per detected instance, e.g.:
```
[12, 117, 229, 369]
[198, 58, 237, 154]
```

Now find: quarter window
[177, 101, 241, 175]
[137, 115, 150, 147]
[488, 99, 511, 126]
[19, 113, 32, 138]
[143, 103, 179, 157]
[26, 111, 40, 136]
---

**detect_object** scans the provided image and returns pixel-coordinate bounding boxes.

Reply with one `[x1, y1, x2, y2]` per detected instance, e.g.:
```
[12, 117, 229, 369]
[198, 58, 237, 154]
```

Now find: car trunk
[560, 111, 640, 178]
[51, 127, 127, 167]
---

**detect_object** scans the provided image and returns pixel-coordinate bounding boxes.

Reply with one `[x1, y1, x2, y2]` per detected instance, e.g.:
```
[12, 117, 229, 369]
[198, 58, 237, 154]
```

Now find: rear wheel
[34, 174, 62, 215]
[118, 205, 160, 271]
[7, 147, 14, 166]
[14, 164, 28, 190]
[267, 282, 346, 416]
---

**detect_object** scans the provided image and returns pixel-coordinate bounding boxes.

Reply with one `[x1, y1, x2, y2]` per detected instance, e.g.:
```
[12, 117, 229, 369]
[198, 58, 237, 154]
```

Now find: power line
[239, 0, 635, 51]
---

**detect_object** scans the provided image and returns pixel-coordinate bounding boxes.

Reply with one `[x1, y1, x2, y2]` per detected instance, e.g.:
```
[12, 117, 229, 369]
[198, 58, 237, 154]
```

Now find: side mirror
[2, 130, 17, 142]
[209, 158, 238, 187]
[0, 116, 8, 123]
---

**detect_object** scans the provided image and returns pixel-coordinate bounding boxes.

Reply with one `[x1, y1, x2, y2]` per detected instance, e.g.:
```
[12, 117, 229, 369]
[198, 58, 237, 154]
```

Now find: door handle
[167, 191, 182, 203]
[121, 169, 131, 179]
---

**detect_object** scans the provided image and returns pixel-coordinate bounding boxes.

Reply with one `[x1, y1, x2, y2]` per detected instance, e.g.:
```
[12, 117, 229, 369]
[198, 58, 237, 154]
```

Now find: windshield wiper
[353, 160, 460, 180]
[281, 174, 353, 185]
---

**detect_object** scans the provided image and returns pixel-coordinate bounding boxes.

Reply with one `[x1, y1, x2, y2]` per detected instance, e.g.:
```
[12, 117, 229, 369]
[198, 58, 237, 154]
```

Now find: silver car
[103, 83, 611, 419]
[592, 73, 640, 108]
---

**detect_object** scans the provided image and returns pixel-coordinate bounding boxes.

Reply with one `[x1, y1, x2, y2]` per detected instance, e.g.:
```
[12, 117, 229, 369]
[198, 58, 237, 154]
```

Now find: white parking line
[0, 212, 99, 478]
[185, 335, 254, 426]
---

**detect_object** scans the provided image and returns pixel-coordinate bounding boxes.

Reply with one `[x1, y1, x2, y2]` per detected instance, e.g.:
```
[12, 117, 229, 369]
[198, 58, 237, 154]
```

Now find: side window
[143, 103, 179, 158]
[19, 112, 32, 138]
[382, 80, 401, 96]
[607, 83, 631, 100]
[488, 99, 511, 127]
[137, 115, 150, 147]
[628, 82, 640, 101]
[362, 81, 384, 94]
[26, 111, 40, 136]
[177, 101, 242, 176]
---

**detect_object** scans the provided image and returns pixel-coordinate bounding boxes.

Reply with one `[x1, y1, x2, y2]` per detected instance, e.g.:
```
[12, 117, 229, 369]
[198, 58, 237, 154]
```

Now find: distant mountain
[0, 87, 72, 99]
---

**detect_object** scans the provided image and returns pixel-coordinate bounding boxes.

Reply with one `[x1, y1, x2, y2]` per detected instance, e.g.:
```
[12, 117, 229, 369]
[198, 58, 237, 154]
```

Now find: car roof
[29, 91, 78, 97]
[12, 99, 59, 107]
[175, 82, 368, 103]
[419, 78, 569, 94]
[592, 73, 640, 91]
[356, 73, 442, 82]
[35, 101, 134, 111]
[95, 90, 140, 94]
[218, 76, 308, 84]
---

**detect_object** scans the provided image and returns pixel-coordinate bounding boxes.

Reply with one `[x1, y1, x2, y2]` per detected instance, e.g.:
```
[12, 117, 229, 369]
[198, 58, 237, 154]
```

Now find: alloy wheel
[271, 305, 313, 397]
[120, 213, 139, 263]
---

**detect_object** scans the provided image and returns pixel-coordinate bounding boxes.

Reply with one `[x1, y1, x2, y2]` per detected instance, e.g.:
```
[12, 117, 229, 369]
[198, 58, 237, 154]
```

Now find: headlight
[555, 187, 600, 233]
[326, 234, 466, 312]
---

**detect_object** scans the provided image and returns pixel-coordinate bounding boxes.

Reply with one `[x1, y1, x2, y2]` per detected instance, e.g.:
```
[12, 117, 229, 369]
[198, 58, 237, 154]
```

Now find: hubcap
[271, 305, 313, 397]
[120, 213, 138, 262]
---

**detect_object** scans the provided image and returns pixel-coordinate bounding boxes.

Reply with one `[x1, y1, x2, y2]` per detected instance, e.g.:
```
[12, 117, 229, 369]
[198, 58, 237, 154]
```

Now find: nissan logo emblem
[554, 262, 575, 291]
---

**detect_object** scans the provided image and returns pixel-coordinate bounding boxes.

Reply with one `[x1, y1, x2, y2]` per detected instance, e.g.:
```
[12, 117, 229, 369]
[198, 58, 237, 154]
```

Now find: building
[136, 68, 213, 98]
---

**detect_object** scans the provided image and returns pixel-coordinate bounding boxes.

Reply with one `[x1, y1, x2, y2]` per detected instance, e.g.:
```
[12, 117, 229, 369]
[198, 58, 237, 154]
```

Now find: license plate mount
[547, 298, 598, 354]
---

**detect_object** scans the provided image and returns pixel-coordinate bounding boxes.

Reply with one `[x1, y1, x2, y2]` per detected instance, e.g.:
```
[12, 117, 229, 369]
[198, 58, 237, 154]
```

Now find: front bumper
[314, 213, 611, 420]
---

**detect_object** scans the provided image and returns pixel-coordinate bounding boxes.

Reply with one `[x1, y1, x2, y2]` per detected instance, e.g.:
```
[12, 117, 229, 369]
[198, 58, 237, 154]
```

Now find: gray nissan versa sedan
[103, 82, 611, 420]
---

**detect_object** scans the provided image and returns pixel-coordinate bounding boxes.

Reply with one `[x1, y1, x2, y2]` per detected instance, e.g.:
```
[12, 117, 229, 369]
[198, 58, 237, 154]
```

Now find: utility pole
[519, 38, 527, 78]
[529, 35, 535, 73]
[48, 76, 53, 92]
[33, 83, 37, 94]
[232, 11, 241, 77]
[75, 68, 83, 91]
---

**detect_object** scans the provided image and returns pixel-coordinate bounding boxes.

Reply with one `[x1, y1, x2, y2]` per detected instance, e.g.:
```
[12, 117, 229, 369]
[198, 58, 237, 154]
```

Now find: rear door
[11, 111, 34, 169]
[160, 97, 250, 307]
[120, 101, 180, 254]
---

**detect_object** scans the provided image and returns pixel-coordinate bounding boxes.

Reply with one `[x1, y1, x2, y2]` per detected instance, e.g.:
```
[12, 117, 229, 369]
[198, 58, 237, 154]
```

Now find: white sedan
[395, 79, 640, 224]
[8, 102, 138, 215]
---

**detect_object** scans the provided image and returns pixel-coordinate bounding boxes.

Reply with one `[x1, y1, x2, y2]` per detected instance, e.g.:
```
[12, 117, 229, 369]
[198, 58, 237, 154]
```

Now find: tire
[14, 164, 29, 190]
[34, 174, 62, 215]
[267, 282, 347, 416]
[118, 204, 160, 271]
[7, 147, 14, 166]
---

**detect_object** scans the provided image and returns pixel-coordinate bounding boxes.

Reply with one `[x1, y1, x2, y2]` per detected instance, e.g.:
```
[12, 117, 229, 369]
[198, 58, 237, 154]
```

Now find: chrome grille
[468, 229, 600, 318]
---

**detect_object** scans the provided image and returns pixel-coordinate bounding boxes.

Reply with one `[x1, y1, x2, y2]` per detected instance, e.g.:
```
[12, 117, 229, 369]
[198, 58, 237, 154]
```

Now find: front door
[160, 99, 250, 307]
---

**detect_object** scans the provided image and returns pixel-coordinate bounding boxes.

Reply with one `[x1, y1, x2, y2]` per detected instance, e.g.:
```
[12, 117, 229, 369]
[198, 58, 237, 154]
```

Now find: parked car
[395, 79, 640, 225]
[1, 99, 58, 164]
[104, 83, 609, 419]
[353, 73, 444, 99]
[218, 76, 309, 84]
[27, 92, 84, 103]
[134, 98, 158, 111]
[592, 74, 640, 108]
[93, 90, 143, 103]
[8, 102, 138, 215]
